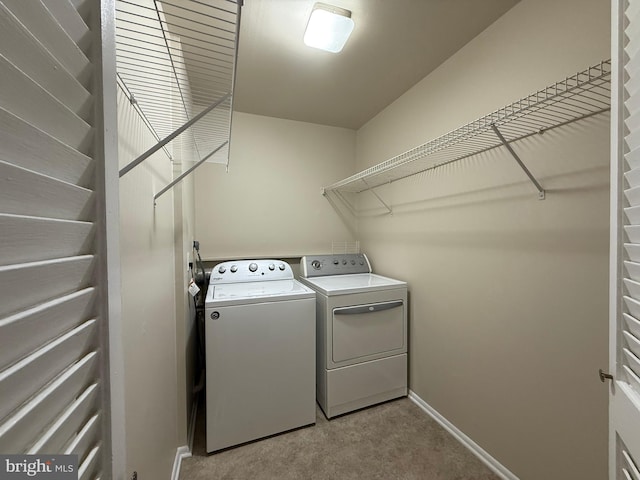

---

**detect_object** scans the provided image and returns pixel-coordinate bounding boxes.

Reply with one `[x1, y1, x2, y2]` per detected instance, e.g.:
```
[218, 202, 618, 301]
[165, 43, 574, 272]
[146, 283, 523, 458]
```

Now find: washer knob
[342, 260, 347, 265]
[333, 259, 339, 265]
[230, 265, 238, 273]
[279, 263, 286, 271]
[218, 266, 226, 274]
[311, 260, 321, 270]
[269, 264, 275, 271]
[351, 260, 356, 265]
[249, 262, 258, 272]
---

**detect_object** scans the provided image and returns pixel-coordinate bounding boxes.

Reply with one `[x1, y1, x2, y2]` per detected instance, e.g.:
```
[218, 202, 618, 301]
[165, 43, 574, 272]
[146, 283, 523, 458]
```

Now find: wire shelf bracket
[119, 93, 230, 177]
[153, 140, 229, 204]
[323, 60, 611, 212]
[490, 123, 545, 200]
[362, 177, 393, 214]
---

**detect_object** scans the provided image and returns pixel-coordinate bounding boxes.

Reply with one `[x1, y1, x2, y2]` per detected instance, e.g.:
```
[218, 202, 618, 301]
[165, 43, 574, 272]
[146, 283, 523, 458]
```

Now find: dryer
[299, 253, 407, 418]
[205, 259, 316, 452]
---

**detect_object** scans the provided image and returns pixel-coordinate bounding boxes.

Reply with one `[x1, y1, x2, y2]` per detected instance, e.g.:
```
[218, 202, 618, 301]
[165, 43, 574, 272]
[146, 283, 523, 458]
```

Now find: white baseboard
[171, 445, 191, 480]
[408, 390, 519, 480]
[172, 396, 199, 480]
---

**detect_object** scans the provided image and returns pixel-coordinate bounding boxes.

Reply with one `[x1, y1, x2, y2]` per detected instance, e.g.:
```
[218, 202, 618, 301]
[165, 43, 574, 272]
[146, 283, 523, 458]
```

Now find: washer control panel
[300, 253, 371, 278]
[209, 259, 292, 284]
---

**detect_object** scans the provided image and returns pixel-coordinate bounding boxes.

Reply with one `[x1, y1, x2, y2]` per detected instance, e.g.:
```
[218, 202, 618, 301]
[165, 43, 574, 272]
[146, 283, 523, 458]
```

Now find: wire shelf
[115, 0, 240, 165]
[323, 60, 612, 196]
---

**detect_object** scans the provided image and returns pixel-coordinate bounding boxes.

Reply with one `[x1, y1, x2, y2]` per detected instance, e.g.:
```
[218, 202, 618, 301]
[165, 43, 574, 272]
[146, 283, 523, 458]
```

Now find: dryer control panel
[210, 259, 293, 284]
[300, 253, 371, 278]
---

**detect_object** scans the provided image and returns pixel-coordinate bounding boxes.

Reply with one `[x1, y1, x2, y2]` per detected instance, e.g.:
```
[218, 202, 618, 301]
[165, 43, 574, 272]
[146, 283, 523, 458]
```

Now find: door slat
[0, 352, 97, 453]
[65, 413, 99, 463]
[76, 444, 100, 480]
[1, 0, 92, 87]
[41, 0, 90, 54]
[0, 161, 93, 221]
[0, 106, 93, 187]
[0, 214, 94, 266]
[0, 3, 91, 121]
[28, 383, 98, 455]
[0, 288, 95, 370]
[0, 54, 92, 153]
[0, 255, 94, 317]
[0, 319, 96, 421]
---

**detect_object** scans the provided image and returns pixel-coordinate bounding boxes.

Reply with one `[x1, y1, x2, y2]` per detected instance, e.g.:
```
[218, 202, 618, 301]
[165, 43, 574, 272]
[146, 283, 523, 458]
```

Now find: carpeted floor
[179, 397, 501, 480]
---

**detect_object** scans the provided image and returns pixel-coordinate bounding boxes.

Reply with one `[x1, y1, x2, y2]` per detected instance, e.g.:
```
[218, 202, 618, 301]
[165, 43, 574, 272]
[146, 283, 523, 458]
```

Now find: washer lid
[299, 273, 406, 296]
[206, 279, 315, 306]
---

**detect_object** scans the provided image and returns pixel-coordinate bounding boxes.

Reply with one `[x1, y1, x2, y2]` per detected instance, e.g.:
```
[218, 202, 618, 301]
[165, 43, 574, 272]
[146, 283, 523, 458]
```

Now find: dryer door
[332, 299, 405, 363]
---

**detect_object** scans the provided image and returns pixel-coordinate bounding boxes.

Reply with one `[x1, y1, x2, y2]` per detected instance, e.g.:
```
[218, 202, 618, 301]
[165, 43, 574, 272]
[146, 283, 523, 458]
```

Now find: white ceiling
[232, 0, 521, 130]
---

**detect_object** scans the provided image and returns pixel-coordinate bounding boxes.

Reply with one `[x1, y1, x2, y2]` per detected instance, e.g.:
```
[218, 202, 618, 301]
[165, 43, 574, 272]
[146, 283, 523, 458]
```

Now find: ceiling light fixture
[303, 3, 354, 53]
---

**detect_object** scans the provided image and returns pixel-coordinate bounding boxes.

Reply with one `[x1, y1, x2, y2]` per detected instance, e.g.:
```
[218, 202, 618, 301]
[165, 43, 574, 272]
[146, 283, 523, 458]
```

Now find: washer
[299, 253, 408, 418]
[205, 259, 316, 452]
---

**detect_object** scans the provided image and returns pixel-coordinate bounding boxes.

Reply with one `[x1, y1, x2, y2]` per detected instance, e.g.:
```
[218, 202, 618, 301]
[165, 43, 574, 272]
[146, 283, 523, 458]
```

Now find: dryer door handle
[333, 300, 403, 315]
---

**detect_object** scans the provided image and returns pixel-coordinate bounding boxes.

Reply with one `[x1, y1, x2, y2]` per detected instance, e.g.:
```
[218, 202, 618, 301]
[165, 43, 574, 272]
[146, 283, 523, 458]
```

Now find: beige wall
[171, 145, 198, 447]
[167, 65, 200, 448]
[168, 28, 203, 450]
[355, 0, 610, 479]
[117, 88, 180, 478]
[194, 112, 357, 260]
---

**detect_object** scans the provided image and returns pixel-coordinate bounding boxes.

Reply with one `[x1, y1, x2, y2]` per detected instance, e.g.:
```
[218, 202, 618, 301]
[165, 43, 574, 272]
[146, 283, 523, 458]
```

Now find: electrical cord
[193, 240, 207, 289]
[192, 240, 208, 395]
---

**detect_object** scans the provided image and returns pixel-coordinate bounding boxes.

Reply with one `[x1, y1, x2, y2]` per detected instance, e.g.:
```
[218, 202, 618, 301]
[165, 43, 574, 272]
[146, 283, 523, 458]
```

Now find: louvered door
[0, 1, 121, 479]
[612, 1, 640, 479]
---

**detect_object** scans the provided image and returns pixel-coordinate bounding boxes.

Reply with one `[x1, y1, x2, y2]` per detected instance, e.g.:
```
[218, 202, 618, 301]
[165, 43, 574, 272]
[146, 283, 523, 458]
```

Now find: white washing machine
[204, 259, 316, 452]
[299, 253, 408, 418]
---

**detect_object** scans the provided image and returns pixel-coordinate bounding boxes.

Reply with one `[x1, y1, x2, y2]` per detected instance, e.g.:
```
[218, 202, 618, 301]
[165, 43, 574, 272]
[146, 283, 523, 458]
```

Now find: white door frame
[94, 0, 126, 477]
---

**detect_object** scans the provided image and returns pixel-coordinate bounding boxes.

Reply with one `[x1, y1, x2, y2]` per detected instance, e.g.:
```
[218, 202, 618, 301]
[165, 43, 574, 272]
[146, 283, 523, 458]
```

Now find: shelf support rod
[153, 141, 228, 204]
[120, 93, 231, 178]
[334, 189, 358, 216]
[362, 178, 392, 213]
[491, 124, 545, 200]
[324, 189, 357, 217]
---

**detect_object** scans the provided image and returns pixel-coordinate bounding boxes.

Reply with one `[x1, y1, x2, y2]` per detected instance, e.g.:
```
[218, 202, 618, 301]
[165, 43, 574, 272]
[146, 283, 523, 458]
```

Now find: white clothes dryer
[204, 259, 316, 452]
[299, 253, 408, 418]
